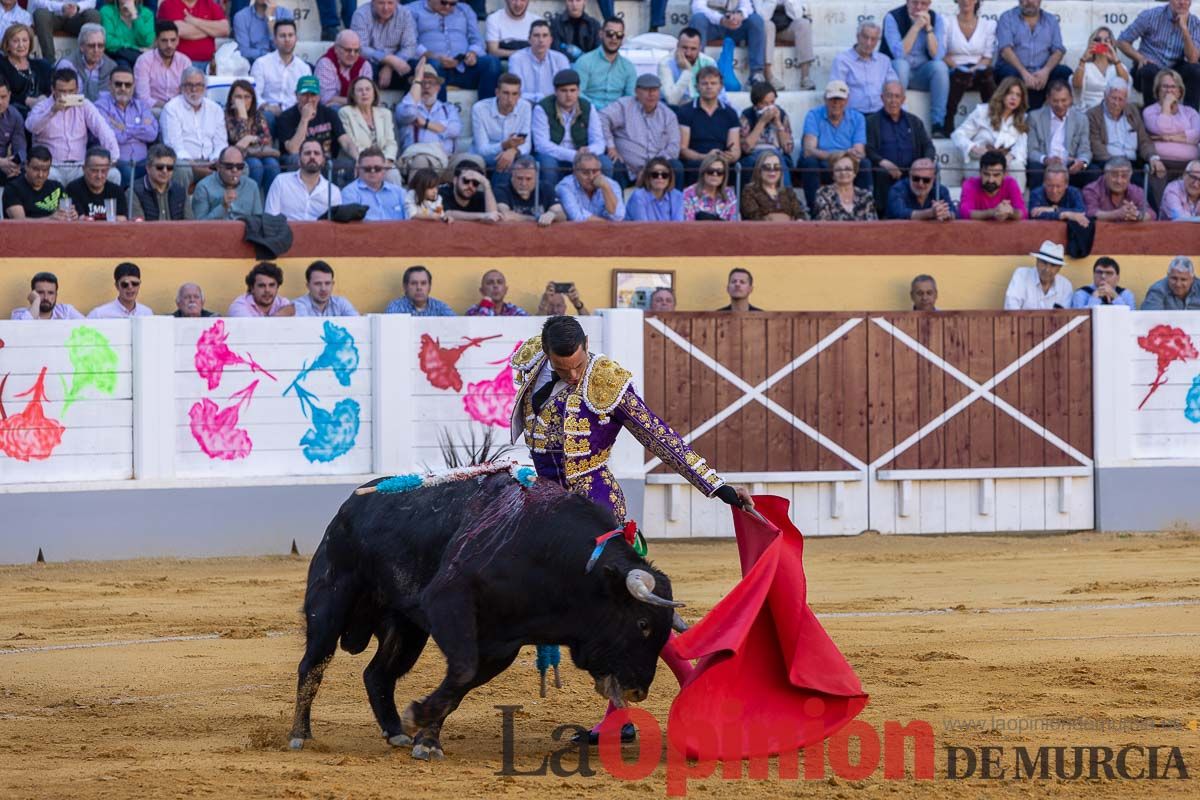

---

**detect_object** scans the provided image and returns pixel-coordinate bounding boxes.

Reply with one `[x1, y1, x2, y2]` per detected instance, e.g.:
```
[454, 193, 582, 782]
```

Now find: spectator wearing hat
[276, 74, 356, 179]
[831, 21, 898, 115]
[958, 149, 1025, 219]
[396, 58, 460, 156]
[1003, 240, 1071, 310]
[471, 73, 532, 187]
[798, 79, 870, 211]
[508, 19, 568, 103]
[1082, 157, 1155, 221]
[1142, 256, 1200, 310]
[409, 0, 501, 100]
[532, 68, 608, 205]
[1070, 256, 1135, 309]
[601, 72, 681, 186]
[575, 16, 636, 111]
[316, 29, 374, 108]
[687, 0, 767, 85]
[677, 65, 739, 182]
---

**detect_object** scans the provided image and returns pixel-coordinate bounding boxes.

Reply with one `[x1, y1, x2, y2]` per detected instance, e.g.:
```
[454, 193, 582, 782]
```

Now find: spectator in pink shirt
[227, 261, 296, 317]
[25, 68, 120, 186]
[133, 21, 192, 110]
[88, 262, 154, 318]
[10, 271, 84, 320]
[1082, 156, 1156, 221]
[957, 149, 1025, 220]
[1141, 68, 1200, 208]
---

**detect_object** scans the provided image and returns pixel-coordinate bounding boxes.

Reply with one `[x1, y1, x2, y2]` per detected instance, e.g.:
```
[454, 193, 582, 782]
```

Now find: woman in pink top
[1143, 69, 1200, 208]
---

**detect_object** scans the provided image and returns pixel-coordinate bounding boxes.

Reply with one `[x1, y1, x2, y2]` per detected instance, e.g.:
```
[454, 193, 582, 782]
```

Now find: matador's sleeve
[614, 387, 725, 497]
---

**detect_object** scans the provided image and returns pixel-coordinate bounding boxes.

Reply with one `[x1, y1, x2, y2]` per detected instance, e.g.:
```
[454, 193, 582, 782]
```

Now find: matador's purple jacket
[508, 335, 724, 523]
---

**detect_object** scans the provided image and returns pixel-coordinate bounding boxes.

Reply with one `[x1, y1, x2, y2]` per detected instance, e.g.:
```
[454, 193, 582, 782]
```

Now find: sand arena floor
[0, 530, 1198, 799]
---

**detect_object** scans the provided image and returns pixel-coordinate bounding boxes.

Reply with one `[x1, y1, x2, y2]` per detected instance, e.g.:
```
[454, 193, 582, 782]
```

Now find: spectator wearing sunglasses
[439, 162, 501, 222]
[87, 262, 153, 319]
[94, 66, 158, 188]
[131, 143, 192, 220]
[682, 151, 739, 221]
[191, 144, 263, 220]
[885, 157, 954, 220]
[574, 16, 635, 111]
[341, 146, 408, 220]
[626, 156, 684, 221]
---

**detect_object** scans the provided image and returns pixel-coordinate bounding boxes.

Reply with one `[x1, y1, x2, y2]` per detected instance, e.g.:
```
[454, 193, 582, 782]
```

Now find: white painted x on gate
[868, 316, 1093, 470]
[642, 316, 868, 473]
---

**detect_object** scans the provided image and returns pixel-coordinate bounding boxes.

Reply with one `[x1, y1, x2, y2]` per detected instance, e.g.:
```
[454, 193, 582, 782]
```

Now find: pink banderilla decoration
[462, 345, 519, 427]
[188, 380, 260, 461]
[0, 367, 66, 462]
[418, 333, 502, 392]
[1137, 324, 1199, 410]
[194, 320, 277, 390]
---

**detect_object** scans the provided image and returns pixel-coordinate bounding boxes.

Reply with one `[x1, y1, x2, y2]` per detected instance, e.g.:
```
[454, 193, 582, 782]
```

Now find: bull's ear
[601, 564, 626, 597]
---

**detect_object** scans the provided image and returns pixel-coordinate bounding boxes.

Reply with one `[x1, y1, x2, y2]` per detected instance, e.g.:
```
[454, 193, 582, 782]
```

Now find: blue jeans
[116, 158, 145, 190]
[892, 58, 950, 127]
[796, 155, 873, 210]
[688, 13, 766, 74]
[410, 55, 502, 100]
[315, 0, 354, 31]
[650, 0, 667, 28]
[247, 156, 281, 194]
[535, 153, 613, 207]
[597, 0, 614, 20]
[992, 62, 1073, 110]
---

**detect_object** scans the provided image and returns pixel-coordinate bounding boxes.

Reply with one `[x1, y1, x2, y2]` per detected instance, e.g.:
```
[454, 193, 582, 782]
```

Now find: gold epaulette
[581, 355, 633, 416]
[511, 336, 545, 385]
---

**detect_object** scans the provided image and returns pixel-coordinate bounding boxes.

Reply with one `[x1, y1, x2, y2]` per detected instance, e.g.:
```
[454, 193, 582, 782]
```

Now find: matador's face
[548, 344, 588, 387]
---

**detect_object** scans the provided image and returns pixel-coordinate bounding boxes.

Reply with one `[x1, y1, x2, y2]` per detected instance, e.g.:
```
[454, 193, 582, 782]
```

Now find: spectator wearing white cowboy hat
[1003, 239, 1072, 309]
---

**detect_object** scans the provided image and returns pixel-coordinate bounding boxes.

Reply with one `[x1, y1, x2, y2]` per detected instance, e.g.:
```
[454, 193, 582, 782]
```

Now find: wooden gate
[640, 311, 1094, 536]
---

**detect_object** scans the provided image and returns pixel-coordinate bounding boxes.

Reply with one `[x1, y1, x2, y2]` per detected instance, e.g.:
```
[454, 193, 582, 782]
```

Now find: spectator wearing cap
[316, 29, 374, 108]
[385, 265, 456, 316]
[830, 21, 898, 115]
[574, 16, 636, 111]
[26, 68, 120, 187]
[133, 22, 192, 111]
[11, 271, 84, 320]
[350, 0, 417, 91]
[1083, 157, 1155, 221]
[866, 80, 934, 210]
[471, 73, 531, 188]
[88, 261, 153, 318]
[798, 79, 870, 211]
[958, 149, 1025, 220]
[881, 0, 951, 134]
[228, 261, 295, 317]
[342, 146, 407, 219]
[159, 66, 224, 187]
[532, 68, 609, 205]
[409, 0, 501, 100]
[1003, 240, 1071, 310]
[276, 74, 356, 179]
[601, 72, 681, 186]
[1070, 256, 1135, 309]
[687, 0, 767, 85]
[495, 155, 566, 224]
[508, 19, 568, 103]
[293, 260, 359, 317]
[396, 58, 460, 157]
[1142, 256, 1200, 310]
[466, 269, 528, 316]
[677, 65, 739, 181]
[993, 0, 1071, 111]
[557, 149, 624, 221]
[1116, 1, 1200, 110]
[155, 0, 228, 73]
[886, 157, 954, 220]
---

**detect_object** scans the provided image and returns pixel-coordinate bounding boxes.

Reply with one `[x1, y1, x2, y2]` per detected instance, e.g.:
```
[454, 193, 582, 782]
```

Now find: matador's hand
[715, 485, 755, 510]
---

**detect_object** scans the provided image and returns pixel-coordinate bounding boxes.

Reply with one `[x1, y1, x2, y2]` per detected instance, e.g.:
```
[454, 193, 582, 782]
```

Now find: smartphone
[552, 282, 574, 294]
[61, 94, 85, 107]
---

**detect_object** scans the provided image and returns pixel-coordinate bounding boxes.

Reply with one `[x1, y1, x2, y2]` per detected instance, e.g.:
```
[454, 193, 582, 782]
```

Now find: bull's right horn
[626, 569, 685, 609]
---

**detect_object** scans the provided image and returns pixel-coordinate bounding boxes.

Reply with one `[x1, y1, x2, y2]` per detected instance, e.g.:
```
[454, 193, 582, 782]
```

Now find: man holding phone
[24, 68, 120, 187]
[1117, 0, 1200, 109]
[471, 72, 530, 188]
[537, 281, 587, 315]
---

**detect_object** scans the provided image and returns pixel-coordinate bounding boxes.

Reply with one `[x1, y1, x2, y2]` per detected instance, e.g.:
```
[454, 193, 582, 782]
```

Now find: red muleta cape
[665, 495, 869, 760]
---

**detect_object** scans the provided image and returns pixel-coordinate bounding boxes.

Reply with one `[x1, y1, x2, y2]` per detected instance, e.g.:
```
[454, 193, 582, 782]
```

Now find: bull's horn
[672, 612, 690, 633]
[625, 569, 685, 609]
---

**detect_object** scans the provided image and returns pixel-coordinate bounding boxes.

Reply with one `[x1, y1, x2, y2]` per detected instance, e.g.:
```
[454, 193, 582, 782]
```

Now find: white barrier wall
[0, 320, 133, 484]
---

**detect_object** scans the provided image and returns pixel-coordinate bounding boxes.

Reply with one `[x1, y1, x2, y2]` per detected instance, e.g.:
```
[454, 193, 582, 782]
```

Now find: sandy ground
[0, 529, 1198, 799]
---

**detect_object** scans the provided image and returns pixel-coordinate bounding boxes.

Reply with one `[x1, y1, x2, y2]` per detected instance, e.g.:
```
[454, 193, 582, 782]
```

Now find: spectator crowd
[1, 0, 1198, 224]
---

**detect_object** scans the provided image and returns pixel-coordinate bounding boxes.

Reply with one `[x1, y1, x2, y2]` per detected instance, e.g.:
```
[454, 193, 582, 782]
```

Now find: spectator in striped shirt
[1117, 0, 1200, 110]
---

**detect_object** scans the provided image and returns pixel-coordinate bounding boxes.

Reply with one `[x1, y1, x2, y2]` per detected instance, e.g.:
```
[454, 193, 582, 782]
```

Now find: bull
[288, 471, 685, 760]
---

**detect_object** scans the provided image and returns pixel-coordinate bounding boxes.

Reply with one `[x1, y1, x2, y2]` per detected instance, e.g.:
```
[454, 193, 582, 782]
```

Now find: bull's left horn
[672, 612, 690, 632]
[626, 569, 685, 608]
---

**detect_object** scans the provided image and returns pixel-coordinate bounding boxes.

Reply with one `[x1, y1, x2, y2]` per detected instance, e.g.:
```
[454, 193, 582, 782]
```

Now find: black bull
[289, 472, 684, 759]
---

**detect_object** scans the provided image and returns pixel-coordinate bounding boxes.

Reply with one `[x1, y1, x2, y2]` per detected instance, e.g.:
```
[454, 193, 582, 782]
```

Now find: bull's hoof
[411, 742, 444, 761]
[289, 737, 306, 750]
[387, 733, 413, 747]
